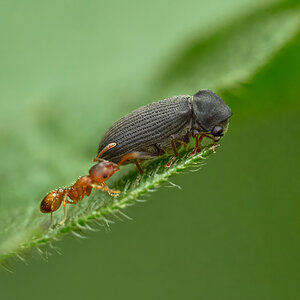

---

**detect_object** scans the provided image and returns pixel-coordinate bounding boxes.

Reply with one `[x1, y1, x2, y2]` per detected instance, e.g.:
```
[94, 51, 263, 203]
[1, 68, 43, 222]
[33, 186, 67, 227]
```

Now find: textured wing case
[98, 95, 192, 163]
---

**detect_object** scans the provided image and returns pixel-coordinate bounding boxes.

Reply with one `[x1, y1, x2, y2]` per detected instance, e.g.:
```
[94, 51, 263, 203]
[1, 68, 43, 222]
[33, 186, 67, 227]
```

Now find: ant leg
[93, 143, 117, 162]
[91, 183, 120, 197]
[59, 193, 69, 225]
[164, 135, 178, 168]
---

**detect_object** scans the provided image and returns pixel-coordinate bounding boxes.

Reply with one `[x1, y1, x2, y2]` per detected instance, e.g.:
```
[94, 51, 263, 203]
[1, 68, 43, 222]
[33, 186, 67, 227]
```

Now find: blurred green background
[0, 0, 300, 299]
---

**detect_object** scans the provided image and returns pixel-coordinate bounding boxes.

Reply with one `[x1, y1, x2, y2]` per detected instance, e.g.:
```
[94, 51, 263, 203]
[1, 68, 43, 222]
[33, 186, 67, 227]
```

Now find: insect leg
[118, 152, 147, 174]
[171, 135, 178, 157]
[190, 134, 206, 156]
[164, 157, 176, 168]
[91, 183, 120, 196]
[164, 135, 178, 168]
[134, 160, 143, 174]
[176, 140, 188, 149]
[177, 131, 190, 149]
[59, 193, 72, 225]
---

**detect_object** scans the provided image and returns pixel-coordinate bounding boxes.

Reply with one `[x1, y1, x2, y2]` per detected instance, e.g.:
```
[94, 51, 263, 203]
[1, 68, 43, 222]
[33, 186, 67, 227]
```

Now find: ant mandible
[40, 143, 123, 224]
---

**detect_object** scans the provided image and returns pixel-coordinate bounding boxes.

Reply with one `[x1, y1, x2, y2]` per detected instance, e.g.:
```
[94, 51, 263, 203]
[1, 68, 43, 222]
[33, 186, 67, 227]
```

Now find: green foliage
[0, 0, 299, 265]
[155, 1, 300, 95]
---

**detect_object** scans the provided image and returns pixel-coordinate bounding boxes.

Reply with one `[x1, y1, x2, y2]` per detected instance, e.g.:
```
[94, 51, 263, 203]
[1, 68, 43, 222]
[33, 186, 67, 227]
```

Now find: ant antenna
[93, 143, 116, 162]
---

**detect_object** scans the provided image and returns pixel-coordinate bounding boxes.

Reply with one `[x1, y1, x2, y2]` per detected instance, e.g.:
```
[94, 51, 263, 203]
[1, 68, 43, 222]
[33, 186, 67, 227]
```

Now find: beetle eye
[211, 126, 223, 136]
[102, 174, 108, 179]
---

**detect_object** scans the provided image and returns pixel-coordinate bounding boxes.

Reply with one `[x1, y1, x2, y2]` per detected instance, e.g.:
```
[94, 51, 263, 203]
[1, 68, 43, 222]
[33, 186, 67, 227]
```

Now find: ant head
[89, 161, 119, 183]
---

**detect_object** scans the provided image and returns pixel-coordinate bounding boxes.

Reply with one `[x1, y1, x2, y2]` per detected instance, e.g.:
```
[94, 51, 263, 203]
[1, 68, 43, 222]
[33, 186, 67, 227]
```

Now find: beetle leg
[134, 160, 143, 174]
[118, 152, 145, 174]
[164, 156, 176, 168]
[91, 183, 120, 196]
[190, 134, 206, 156]
[197, 134, 207, 153]
[164, 135, 179, 168]
[154, 143, 165, 155]
[192, 129, 200, 138]
[190, 134, 200, 156]
[170, 135, 178, 156]
[176, 140, 188, 149]
[209, 143, 220, 152]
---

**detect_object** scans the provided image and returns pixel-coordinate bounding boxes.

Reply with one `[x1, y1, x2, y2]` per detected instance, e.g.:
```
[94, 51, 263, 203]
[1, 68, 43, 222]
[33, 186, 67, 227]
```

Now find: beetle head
[192, 90, 232, 140]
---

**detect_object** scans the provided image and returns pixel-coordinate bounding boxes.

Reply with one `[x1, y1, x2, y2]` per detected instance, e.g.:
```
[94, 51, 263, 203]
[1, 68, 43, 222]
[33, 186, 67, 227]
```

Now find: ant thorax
[67, 176, 93, 201]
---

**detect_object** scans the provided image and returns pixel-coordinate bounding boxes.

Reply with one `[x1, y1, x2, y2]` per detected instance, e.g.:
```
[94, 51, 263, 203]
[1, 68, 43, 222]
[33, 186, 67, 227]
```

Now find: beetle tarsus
[164, 156, 176, 168]
[208, 143, 220, 153]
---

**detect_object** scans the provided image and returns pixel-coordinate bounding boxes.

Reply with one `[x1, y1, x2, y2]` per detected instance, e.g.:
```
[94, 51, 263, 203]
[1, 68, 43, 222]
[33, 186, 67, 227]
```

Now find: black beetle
[97, 90, 232, 173]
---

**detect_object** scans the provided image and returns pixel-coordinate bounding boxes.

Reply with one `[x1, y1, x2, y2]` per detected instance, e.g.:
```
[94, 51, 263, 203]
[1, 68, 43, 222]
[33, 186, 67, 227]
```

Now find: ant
[40, 143, 125, 224]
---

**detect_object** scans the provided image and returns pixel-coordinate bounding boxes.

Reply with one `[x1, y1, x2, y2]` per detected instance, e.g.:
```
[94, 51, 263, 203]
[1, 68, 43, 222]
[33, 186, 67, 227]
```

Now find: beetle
[98, 89, 232, 172]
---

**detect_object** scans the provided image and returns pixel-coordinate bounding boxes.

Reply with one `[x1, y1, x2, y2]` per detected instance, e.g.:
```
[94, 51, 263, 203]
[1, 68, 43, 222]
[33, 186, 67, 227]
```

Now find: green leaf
[1, 0, 299, 264]
[154, 1, 300, 96]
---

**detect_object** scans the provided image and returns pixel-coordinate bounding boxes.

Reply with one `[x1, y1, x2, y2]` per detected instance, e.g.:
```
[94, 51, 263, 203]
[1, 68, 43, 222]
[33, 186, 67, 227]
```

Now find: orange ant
[40, 143, 124, 224]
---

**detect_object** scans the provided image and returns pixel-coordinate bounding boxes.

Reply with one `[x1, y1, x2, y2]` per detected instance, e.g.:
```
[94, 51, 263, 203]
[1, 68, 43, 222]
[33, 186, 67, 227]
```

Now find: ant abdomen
[40, 189, 65, 213]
